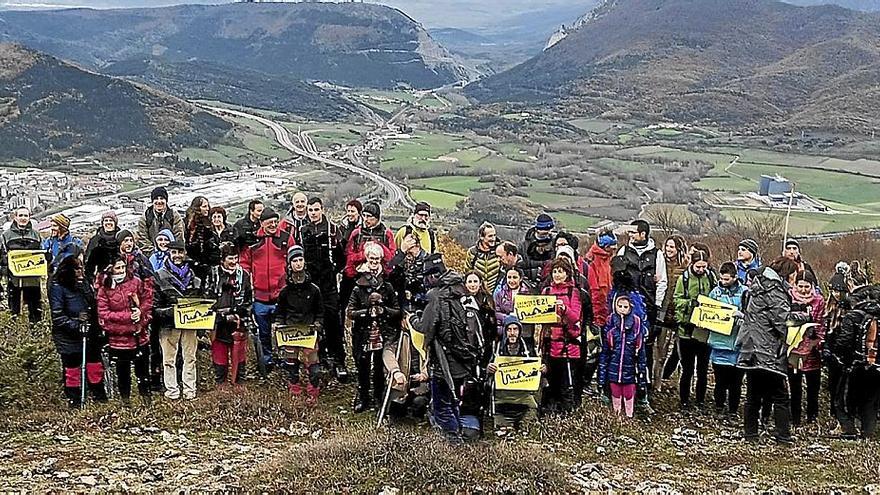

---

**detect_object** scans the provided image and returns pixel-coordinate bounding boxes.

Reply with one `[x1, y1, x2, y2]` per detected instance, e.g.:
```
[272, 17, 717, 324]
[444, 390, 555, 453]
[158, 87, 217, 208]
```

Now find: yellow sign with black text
[8, 250, 47, 278]
[275, 324, 319, 350]
[690, 295, 737, 335]
[513, 295, 558, 324]
[173, 299, 216, 330]
[493, 356, 541, 391]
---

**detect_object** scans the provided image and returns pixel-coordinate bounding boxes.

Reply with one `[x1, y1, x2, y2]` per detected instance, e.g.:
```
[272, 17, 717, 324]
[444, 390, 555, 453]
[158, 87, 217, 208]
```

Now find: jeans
[678, 338, 710, 406]
[744, 369, 791, 441]
[788, 368, 821, 425]
[159, 329, 198, 399]
[430, 376, 461, 435]
[8, 285, 42, 323]
[252, 301, 277, 365]
[713, 363, 744, 414]
[108, 345, 151, 399]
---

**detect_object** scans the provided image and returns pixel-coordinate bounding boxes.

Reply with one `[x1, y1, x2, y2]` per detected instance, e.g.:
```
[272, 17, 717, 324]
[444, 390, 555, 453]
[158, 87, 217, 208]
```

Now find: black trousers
[827, 361, 842, 419]
[318, 284, 345, 365]
[543, 357, 579, 414]
[108, 345, 151, 399]
[713, 363, 744, 413]
[788, 368, 821, 425]
[8, 285, 42, 323]
[744, 369, 791, 440]
[837, 368, 880, 438]
[356, 349, 385, 406]
[678, 338, 710, 406]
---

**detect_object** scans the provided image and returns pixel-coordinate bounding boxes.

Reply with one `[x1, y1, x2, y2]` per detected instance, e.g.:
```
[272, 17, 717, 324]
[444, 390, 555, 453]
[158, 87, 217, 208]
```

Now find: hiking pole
[781, 181, 796, 255]
[376, 332, 405, 428]
[80, 320, 89, 410]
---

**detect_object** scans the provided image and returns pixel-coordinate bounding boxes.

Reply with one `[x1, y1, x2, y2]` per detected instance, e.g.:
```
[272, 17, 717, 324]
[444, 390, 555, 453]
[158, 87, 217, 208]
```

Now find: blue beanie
[598, 233, 617, 248]
[535, 213, 554, 230]
[502, 315, 522, 332]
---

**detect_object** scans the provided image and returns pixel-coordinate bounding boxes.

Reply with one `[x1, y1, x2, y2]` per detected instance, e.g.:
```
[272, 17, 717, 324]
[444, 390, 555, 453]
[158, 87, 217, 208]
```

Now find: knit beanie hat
[598, 232, 617, 249]
[116, 229, 133, 243]
[535, 213, 554, 230]
[829, 273, 848, 292]
[784, 238, 800, 249]
[51, 214, 71, 231]
[101, 211, 118, 224]
[155, 228, 175, 243]
[287, 245, 304, 263]
[556, 245, 576, 263]
[362, 201, 381, 220]
[739, 238, 759, 258]
[260, 208, 279, 222]
[346, 199, 363, 214]
[414, 202, 431, 215]
[150, 186, 168, 202]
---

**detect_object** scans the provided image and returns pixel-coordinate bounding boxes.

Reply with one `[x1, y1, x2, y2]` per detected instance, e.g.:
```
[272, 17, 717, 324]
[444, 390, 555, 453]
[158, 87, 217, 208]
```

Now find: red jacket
[789, 289, 826, 372]
[586, 244, 613, 328]
[542, 279, 582, 359]
[240, 227, 289, 303]
[97, 275, 151, 350]
[343, 224, 396, 278]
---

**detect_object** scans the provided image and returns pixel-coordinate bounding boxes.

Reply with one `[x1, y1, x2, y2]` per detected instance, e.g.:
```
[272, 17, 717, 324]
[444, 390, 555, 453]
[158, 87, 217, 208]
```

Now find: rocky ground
[1, 315, 878, 492]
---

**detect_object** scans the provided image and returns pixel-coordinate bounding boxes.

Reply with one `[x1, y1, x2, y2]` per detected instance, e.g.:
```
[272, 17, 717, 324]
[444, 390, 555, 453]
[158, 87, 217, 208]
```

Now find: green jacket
[673, 267, 717, 342]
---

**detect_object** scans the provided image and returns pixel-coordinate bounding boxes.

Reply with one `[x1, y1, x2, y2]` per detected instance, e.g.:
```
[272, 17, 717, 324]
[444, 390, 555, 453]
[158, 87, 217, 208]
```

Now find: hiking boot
[141, 393, 152, 407]
[335, 363, 350, 384]
[306, 384, 320, 404]
[774, 435, 795, 446]
[288, 383, 303, 396]
[353, 399, 370, 414]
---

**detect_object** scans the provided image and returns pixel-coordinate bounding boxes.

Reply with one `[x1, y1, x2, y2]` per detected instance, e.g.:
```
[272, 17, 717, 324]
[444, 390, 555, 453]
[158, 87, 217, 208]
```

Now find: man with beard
[520, 214, 556, 288]
[395, 202, 438, 255]
[617, 220, 667, 390]
[299, 197, 348, 382]
[84, 211, 120, 283]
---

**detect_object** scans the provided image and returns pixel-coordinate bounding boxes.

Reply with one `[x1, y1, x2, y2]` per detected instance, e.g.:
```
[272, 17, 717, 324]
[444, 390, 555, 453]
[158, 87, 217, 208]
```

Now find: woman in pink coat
[541, 257, 582, 414]
[97, 255, 153, 406]
[787, 270, 826, 426]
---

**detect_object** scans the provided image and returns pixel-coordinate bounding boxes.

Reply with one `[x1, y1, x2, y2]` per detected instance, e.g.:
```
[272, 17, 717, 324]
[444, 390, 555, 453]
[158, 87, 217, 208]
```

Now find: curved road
[202, 105, 414, 210]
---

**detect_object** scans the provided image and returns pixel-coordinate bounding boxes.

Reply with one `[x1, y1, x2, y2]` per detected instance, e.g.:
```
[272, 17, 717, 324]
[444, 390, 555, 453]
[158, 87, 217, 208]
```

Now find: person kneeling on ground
[275, 245, 324, 401]
[598, 295, 647, 418]
[488, 315, 540, 431]
[205, 242, 253, 386]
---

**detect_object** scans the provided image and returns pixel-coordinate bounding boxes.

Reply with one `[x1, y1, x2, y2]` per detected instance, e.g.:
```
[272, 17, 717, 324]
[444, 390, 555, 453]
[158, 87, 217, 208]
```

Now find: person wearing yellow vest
[395, 202, 438, 255]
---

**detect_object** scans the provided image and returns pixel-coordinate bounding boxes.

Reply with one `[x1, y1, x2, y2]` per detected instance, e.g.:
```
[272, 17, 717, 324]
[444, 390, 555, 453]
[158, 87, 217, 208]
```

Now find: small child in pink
[598, 295, 647, 418]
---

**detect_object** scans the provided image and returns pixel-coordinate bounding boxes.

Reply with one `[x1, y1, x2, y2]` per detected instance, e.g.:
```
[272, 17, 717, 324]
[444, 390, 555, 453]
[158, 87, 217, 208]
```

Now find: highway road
[202, 105, 415, 210]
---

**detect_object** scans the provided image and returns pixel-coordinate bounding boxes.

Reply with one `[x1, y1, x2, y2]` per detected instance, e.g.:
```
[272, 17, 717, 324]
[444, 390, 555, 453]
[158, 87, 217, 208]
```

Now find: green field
[178, 147, 241, 170]
[410, 189, 465, 210]
[722, 209, 880, 235]
[730, 161, 880, 207]
[553, 211, 603, 232]
[411, 176, 487, 195]
[380, 132, 473, 172]
[568, 118, 621, 133]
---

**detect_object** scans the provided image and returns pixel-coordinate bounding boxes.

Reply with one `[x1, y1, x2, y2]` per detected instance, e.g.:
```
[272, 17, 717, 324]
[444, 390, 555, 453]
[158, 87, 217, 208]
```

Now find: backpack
[405, 225, 436, 253]
[437, 294, 481, 371]
[862, 314, 879, 370]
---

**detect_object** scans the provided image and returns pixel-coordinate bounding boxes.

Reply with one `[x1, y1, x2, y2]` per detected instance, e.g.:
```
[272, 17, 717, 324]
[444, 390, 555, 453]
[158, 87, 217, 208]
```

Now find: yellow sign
[410, 329, 427, 361]
[173, 299, 216, 330]
[493, 356, 541, 391]
[8, 250, 47, 277]
[786, 323, 817, 354]
[690, 295, 737, 335]
[275, 324, 318, 350]
[514, 295, 558, 324]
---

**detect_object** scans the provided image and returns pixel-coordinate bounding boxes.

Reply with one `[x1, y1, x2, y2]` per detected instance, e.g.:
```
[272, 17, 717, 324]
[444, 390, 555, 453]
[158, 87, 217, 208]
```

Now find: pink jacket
[789, 289, 826, 372]
[97, 275, 151, 350]
[542, 280, 582, 358]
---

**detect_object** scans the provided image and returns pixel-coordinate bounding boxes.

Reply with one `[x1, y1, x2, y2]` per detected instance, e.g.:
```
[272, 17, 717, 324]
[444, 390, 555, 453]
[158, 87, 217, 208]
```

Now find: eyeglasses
[367, 256, 382, 262]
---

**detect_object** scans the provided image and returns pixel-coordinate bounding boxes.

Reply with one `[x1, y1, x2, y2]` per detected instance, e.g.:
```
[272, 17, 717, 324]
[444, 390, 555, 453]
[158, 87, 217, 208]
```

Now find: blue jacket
[598, 312, 648, 386]
[609, 288, 650, 341]
[707, 281, 747, 366]
[49, 280, 100, 355]
[43, 234, 84, 272]
[735, 258, 760, 286]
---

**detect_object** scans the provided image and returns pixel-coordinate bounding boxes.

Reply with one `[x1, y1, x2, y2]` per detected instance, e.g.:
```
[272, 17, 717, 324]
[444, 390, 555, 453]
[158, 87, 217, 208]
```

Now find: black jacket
[519, 228, 554, 286]
[84, 227, 119, 283]
[232, 216, 260, 251]
[300, 216, 344, 290]
[204, 225, 235, 267]
[152, 262, 205, 330]
[49, 278, 102, 355]
[276, 273, 324, 329]
[348, 272, 400, 351]
[203, 265, 253, 343]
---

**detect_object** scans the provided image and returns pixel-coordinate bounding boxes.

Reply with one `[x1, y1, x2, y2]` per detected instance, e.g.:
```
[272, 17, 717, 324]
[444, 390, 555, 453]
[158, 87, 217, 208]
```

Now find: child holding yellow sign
[275, 246, 324, 401]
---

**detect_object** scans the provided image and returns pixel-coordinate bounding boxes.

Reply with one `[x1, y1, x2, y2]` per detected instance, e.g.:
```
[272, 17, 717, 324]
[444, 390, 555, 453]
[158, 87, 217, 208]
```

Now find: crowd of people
[1, 185, 879, 443]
